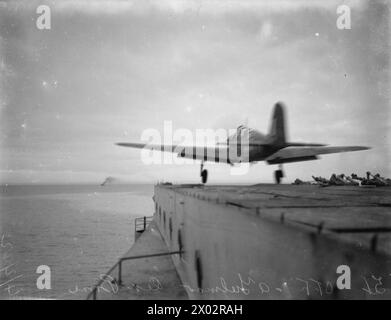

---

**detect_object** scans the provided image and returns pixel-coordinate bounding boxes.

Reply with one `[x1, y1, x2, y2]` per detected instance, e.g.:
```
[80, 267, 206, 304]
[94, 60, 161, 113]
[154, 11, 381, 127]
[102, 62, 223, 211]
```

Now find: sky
[0, 0, 389, 184]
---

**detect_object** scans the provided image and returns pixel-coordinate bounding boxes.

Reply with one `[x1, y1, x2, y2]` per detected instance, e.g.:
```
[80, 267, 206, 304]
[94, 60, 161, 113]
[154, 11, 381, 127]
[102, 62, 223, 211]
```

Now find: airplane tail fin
[268, 102, 286, 147]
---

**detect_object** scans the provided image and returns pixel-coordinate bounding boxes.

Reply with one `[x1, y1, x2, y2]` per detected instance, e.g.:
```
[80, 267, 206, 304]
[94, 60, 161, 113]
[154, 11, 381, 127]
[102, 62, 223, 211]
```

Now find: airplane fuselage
[224, 127, 282, 163]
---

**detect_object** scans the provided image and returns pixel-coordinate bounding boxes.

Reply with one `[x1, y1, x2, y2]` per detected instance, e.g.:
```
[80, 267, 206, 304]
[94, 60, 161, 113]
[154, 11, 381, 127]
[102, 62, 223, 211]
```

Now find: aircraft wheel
[275, 170, 283, 184]
[201, 169, 208, 184]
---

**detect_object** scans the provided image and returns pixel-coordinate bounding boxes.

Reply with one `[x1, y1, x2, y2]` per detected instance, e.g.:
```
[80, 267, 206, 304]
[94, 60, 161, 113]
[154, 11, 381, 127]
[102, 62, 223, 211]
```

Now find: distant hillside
[100, 176, 117, 186]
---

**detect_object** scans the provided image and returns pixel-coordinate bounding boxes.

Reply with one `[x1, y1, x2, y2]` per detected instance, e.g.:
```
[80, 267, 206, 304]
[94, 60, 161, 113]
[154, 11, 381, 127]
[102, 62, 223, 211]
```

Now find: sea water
[0, 184, 154, 299]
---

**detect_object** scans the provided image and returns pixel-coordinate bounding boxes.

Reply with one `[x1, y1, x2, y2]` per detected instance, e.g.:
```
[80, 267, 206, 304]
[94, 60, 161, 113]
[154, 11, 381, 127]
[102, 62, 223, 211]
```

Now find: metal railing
[86, 250, 183, 300]
[134, 216, 153, 238]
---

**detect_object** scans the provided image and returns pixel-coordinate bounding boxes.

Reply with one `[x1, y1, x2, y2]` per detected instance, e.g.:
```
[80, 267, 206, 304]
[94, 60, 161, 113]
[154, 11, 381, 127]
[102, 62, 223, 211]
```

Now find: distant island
[100, 176, 117, 186]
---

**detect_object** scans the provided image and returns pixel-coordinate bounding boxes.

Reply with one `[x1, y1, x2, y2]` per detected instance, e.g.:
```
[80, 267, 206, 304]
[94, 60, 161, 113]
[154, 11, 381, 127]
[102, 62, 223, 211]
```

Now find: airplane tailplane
[268, 102, 286, 147]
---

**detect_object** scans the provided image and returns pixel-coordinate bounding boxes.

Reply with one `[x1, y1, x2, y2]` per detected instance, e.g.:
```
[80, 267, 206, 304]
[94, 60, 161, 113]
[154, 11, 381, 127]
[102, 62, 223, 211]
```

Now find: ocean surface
[0, 184, 154, 300]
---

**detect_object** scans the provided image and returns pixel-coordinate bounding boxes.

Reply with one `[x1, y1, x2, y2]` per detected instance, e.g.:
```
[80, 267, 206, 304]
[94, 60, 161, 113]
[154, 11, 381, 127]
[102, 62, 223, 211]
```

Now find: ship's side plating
[153, 184, 391, 299]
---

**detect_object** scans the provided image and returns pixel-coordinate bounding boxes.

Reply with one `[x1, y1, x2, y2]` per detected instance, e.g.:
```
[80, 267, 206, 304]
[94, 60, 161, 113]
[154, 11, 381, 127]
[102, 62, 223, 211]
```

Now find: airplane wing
[116, 143, 231, 163]
[266, 146, 370, 164]
[116, 142, 178, 152]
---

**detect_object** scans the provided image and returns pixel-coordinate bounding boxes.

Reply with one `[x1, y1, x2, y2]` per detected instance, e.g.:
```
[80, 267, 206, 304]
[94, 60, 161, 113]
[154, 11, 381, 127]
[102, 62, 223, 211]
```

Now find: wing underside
[266, 146, 370, 164]
[117, 143, 369, 165]
[116, 143, 232, 163]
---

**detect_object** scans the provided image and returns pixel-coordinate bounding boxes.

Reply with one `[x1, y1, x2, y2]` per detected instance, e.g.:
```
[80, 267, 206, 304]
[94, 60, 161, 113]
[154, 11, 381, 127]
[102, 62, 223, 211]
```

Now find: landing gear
[200, 161, 208, 184]
[274, 165, 284, 184]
